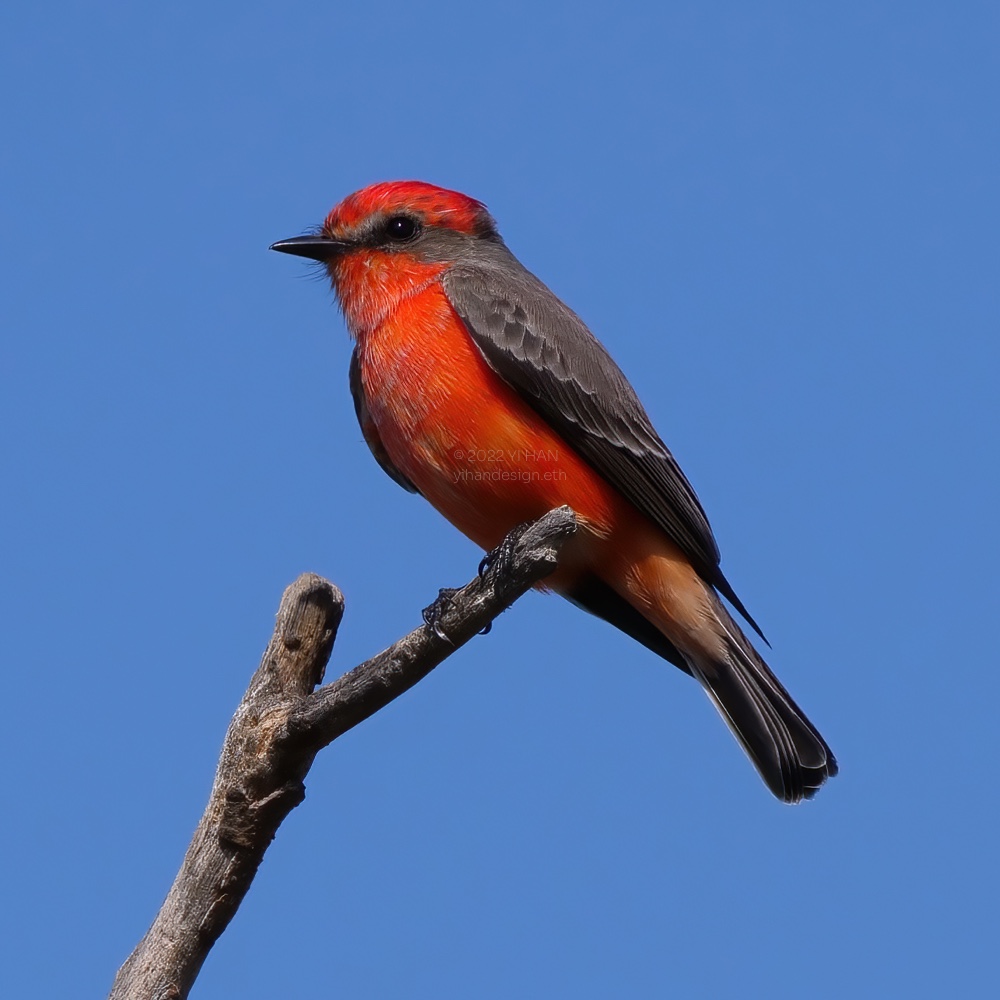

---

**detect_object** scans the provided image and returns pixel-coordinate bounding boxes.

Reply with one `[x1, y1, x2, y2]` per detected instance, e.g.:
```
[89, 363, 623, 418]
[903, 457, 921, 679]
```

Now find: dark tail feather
[565, 575, 691, 673]
[690, 598, 838, 803]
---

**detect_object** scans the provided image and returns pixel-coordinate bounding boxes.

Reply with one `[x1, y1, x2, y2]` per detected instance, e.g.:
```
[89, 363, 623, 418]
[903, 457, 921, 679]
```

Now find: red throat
[331, 252, 449, 338]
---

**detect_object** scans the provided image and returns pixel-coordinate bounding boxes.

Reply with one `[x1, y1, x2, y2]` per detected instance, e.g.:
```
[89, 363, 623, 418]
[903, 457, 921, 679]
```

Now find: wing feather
[349, 347, 420, 494]
[443, 247, 765, 641]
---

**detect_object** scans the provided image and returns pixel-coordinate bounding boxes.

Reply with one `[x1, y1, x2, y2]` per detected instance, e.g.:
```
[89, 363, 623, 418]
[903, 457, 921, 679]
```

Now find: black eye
[385, 215, 419, 241]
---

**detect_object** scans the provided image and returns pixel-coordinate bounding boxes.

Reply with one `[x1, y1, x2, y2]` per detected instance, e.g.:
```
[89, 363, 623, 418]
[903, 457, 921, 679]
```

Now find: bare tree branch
[109, 506, 578, 1000]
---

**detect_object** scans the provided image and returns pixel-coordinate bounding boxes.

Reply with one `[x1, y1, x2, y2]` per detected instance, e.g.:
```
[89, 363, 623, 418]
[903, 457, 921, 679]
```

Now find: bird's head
[271, 181, 499, 334]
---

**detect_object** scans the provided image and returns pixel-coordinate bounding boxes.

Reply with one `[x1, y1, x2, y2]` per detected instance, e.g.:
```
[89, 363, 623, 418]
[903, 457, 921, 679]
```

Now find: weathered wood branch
[109, 506, 578, 1000]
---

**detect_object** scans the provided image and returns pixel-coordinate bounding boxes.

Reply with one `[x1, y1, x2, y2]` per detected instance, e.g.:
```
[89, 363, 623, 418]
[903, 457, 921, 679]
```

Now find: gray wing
[349, 347, 420, 495]
[443, 247, 764, 641]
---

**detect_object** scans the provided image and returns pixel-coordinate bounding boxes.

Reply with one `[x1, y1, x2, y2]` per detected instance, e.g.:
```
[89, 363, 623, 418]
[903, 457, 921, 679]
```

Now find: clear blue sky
[2, 3, 997, 997]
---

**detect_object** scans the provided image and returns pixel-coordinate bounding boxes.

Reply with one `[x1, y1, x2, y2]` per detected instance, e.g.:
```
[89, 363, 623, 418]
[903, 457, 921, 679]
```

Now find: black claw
[478, 621, 492, 636]
[479, 521, 533, 580]
[422, 587, 459, 643]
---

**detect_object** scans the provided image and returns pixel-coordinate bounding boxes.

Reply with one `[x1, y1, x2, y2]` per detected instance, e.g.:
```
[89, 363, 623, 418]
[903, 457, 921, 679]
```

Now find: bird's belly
[357, 284, 620, 556]
[356, 282, 716, 648]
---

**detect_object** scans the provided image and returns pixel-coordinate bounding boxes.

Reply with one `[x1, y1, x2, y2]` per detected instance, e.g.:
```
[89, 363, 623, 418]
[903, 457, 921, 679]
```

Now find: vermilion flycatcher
[272, 181, 837, 802]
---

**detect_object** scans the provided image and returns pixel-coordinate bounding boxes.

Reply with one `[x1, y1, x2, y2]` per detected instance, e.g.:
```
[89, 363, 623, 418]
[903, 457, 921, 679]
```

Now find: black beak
[269, 235, 349, 261]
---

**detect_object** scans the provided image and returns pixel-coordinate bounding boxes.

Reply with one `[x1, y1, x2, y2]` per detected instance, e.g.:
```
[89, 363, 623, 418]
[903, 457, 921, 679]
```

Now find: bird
[271, 180, 837, 802]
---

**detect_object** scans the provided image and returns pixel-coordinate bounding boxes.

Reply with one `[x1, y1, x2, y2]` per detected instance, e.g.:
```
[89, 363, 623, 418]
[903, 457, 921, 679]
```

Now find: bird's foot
[478, 520, 534, 580]
[422, 587, 459, 643]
